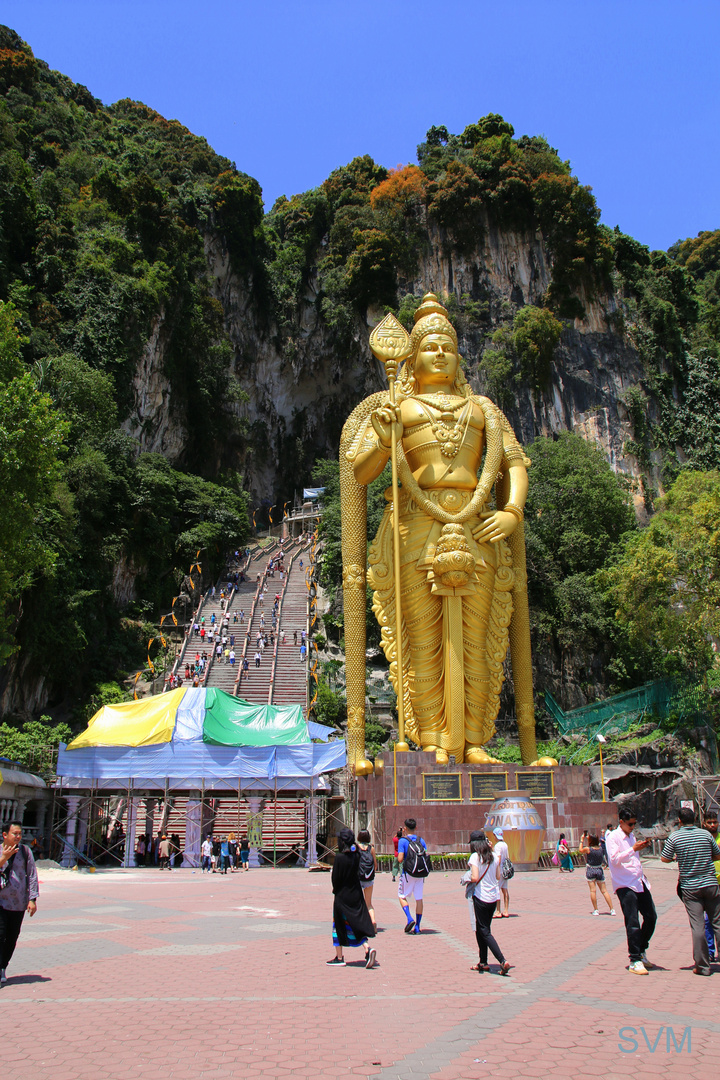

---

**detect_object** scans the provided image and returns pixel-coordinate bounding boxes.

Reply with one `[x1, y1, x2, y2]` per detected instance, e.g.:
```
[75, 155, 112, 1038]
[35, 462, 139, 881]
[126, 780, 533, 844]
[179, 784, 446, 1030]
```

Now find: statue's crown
[413, 292, 450, 324]
[409, 292, 458, 357]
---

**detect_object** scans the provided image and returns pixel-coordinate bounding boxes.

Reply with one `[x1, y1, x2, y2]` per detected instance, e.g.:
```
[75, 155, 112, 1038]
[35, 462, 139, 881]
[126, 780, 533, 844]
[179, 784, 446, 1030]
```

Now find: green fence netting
[545, 678, 709, 738]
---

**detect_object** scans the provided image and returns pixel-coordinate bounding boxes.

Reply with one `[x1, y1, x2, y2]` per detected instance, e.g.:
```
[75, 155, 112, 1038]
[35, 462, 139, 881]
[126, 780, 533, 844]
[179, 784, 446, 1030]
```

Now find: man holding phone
[606, 807, 655, 975]
[0, 820, 39, 986]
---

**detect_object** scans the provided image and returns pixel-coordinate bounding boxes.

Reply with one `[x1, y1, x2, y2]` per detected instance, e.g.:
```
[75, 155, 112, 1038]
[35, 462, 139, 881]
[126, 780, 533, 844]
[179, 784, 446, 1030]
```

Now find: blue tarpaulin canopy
[57, 687, 346, 789]
[56, 740, 346, 788]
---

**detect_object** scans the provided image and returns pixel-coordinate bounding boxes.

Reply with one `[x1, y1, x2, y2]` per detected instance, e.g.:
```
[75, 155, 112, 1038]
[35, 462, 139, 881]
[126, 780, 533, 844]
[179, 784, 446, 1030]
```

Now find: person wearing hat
[492, 828, 510, 919]
[158, 835, 171, 870]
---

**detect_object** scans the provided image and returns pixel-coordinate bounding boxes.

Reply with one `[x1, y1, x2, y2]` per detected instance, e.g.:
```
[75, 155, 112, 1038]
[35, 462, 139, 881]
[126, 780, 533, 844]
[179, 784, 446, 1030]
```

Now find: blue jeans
[706, 912, 716, 957]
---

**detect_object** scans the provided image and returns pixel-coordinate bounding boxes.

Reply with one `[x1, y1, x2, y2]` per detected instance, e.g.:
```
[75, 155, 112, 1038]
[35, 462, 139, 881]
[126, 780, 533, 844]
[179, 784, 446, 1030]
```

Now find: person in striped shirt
[661, 806, 720, 976]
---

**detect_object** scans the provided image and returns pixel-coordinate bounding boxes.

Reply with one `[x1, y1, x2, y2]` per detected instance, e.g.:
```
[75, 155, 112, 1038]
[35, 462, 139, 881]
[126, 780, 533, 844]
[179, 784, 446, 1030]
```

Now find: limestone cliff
[185, 219, 646, 510]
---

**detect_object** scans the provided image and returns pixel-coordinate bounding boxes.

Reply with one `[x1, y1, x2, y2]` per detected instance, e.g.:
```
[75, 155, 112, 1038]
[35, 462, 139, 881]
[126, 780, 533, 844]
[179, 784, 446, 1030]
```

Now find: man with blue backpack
[397, 818, 431, 934]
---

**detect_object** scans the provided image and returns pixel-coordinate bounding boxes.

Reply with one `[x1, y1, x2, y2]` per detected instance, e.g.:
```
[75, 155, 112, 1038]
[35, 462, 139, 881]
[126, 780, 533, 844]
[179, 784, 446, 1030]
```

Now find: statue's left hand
[472, 511, 518, 545]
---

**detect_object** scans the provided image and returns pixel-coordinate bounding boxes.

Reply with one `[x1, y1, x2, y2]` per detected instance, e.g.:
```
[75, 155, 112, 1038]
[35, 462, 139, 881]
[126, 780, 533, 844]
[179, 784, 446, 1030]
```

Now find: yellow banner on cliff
[68, 688, 186, 748]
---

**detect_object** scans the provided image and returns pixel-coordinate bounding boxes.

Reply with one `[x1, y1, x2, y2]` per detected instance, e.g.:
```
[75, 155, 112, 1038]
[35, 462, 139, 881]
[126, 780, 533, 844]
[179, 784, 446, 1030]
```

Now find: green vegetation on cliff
[264, 112, 613, 353]
[0, 26, 251, 711]
[600, 469, 720, 683]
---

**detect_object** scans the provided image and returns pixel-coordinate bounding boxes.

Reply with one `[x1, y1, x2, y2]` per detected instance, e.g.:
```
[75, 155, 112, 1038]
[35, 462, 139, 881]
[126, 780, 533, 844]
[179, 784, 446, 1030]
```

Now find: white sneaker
[629, 960, 648, 975]
[591, 910, 599, 916]
[0, 968, 6, 985]
[610, 909, 617, 916]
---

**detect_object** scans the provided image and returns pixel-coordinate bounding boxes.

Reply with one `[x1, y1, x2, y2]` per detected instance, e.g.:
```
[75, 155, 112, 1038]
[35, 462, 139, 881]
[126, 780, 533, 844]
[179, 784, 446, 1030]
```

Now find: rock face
[0, 651, 49, 718]
[123, 312, 188, 461]
[190, 220, 645, 507]
[120, 219, 645, 509]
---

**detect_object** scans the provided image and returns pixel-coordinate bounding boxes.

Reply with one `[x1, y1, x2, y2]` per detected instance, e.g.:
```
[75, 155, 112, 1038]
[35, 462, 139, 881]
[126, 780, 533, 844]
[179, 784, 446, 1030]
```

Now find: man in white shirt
[201, 836, 213, 874]
[492, 828, 510, 918]
[605, 807, 655, 975]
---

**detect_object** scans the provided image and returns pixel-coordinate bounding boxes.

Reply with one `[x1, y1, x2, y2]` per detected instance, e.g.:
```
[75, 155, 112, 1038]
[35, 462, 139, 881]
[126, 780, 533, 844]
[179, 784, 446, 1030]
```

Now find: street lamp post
[596, 733, 607, 802]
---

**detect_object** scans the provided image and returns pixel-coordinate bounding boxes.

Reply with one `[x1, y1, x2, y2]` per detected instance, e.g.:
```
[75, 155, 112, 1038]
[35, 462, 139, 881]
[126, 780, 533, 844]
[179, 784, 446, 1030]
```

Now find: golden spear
[369, 313, 412, 752]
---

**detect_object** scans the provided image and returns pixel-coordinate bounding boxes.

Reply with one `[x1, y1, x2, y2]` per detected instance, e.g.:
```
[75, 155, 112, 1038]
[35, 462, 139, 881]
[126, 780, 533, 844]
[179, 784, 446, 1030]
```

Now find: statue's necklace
[417, 396, 470, 459]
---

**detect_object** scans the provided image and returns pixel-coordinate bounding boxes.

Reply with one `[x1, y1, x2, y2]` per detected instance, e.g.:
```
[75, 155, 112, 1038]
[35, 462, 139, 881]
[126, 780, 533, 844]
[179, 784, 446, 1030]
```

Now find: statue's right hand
[370, 404, 403, 450]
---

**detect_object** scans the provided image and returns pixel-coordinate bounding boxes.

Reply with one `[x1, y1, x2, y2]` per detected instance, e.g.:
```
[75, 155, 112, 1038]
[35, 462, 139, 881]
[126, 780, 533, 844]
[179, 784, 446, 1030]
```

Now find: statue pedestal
[356, 752, 614, 868]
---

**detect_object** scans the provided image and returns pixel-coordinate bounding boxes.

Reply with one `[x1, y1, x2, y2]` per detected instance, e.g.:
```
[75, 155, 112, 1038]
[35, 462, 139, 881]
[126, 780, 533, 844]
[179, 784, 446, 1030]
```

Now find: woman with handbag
[579, 834, 616, 916]
[467, 833, 510, 975]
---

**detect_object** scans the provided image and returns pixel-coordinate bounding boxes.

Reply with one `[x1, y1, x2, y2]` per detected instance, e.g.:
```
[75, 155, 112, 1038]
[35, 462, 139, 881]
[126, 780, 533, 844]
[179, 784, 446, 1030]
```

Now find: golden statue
[340, 294, 538, 767]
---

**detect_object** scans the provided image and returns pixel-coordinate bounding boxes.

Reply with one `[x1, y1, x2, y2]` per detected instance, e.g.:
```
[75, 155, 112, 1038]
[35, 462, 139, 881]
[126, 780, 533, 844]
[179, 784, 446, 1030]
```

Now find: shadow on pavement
[6, 974, 52, 985]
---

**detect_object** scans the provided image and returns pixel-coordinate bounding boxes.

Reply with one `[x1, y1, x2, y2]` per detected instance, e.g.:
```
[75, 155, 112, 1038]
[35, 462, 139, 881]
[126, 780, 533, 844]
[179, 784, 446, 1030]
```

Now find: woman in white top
[468, 833, 510, 975]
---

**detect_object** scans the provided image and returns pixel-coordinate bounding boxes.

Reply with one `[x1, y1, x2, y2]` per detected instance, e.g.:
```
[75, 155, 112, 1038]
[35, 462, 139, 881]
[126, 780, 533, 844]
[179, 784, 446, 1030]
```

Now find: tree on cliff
[600, 469, 720, 682]
[0, 302, 66, 663]
[524, 432, 636, 660]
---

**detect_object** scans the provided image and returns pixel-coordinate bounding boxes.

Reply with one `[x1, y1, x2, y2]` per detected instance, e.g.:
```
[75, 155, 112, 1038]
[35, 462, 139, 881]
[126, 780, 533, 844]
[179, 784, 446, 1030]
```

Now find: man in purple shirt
[0, 820, 39, 985]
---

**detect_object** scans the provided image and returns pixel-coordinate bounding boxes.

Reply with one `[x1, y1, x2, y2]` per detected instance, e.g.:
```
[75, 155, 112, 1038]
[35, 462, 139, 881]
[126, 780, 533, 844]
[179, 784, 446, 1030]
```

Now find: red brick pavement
[1, 860, 717, 1079]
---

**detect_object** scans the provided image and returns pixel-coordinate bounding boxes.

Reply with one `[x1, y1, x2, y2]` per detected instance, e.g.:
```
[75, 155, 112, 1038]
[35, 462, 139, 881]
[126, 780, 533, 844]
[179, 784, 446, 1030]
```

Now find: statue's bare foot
[425, 745, 449, 765]
[465, 746, 502, 764]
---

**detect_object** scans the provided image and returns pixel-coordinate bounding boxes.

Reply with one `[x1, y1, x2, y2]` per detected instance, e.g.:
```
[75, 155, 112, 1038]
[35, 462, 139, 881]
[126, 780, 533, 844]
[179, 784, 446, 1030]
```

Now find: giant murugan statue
[340, 294, 538, 768]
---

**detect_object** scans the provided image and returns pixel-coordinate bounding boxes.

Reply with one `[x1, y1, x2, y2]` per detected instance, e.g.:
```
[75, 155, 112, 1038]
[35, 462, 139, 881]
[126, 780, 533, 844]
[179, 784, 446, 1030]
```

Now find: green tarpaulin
[202, 689, 308, 746]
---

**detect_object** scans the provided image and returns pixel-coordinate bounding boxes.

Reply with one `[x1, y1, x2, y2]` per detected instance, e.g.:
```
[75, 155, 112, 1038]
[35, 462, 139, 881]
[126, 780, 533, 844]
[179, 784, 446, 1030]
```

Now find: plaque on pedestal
[422, 773, 462, 802]
[470, 772, 508, 800]
[515, 770, 554, 800]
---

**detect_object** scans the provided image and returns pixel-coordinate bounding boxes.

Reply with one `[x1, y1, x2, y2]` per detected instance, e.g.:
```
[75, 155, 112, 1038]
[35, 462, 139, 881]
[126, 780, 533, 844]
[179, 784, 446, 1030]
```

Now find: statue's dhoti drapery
[368, 487, 514, 761]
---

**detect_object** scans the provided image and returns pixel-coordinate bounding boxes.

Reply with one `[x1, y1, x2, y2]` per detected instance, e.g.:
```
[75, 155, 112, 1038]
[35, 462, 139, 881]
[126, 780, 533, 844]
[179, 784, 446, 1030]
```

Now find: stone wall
[359, 751, 616, 854]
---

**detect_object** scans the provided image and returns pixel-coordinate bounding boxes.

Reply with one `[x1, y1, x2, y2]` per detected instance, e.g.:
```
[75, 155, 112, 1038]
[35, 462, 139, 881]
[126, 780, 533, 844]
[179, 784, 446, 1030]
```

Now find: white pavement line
[17, 991, 522, 1004]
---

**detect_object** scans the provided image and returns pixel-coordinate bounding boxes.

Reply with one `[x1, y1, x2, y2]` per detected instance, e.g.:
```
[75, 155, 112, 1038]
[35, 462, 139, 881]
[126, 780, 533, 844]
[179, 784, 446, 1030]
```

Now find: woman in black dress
[327, 828, 377, 968]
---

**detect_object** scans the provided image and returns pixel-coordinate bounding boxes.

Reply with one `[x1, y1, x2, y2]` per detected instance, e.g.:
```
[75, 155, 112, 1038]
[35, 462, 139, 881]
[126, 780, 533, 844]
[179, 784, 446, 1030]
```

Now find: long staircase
[201, 539, 310, 707]
[271, 549, 311, 707]
[146, 536, 316, 867]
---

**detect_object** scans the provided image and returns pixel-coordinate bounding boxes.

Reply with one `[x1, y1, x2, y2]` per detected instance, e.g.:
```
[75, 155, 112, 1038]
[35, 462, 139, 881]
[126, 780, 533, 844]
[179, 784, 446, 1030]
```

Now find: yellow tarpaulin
[68, 688, 186, 748]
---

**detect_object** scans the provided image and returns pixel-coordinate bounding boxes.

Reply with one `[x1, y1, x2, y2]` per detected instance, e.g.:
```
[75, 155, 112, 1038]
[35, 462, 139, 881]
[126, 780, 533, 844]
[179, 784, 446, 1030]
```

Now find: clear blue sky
[3, 1, 719, 251]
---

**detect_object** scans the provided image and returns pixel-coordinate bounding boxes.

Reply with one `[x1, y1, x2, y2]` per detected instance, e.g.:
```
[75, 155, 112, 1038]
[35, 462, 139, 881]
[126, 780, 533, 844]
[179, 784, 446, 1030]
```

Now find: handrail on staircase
[233, 549, 277, 696]
[164, 586, 209, 690]
[58, 836, 98, 868]
[234, 577, 262, 696]
[169, 546, 257, 691]
[267, 548, 301, 706]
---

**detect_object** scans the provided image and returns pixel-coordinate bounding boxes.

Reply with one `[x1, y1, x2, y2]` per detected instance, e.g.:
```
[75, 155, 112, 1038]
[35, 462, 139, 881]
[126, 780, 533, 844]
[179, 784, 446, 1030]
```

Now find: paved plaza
[1, 859, 718, 1079]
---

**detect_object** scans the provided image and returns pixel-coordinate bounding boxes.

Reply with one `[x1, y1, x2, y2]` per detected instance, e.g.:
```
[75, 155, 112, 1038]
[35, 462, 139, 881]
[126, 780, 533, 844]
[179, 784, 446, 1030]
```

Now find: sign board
[680, 800, 694, 810]
[422, 773, 462, 802]
[515, 770, 555, 800]
[470, 773, 508, 801]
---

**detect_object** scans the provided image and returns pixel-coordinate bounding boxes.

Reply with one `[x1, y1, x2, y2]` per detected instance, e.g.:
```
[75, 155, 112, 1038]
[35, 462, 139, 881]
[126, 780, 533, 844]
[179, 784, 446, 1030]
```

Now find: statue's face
[413, 332, 459, 387]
